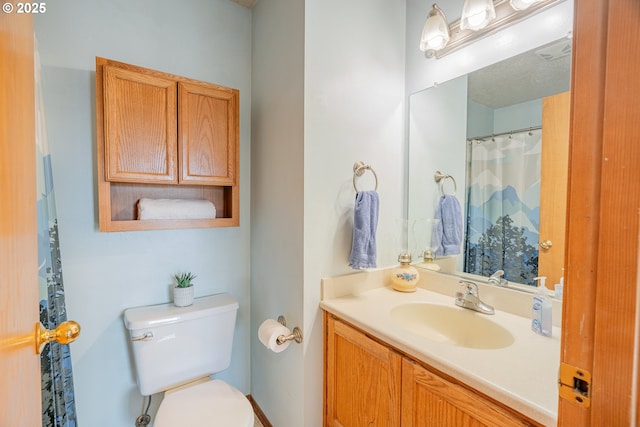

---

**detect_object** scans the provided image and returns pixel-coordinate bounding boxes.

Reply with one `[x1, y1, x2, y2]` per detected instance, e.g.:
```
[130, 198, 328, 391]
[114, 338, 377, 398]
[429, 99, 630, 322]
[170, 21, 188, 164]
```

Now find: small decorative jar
[390, 253, 420, 293]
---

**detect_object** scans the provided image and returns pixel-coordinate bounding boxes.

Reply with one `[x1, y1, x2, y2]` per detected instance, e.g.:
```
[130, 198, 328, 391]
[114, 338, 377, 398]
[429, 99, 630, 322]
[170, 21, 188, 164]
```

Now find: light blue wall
[494, 99, 543, 133]
[468, 98, 542, 137]
[250, 0, 305, 426]
[304, 2, 406, 426]
[251, 1, 406, 426]
[36, 0, 405, 426]
[34, 1, 252, 425]
[468, 99, 494, 138]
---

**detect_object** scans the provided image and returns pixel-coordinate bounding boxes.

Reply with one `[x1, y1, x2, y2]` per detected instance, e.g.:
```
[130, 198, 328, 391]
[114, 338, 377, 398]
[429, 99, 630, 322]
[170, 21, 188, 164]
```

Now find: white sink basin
[390, 303, 515, 349]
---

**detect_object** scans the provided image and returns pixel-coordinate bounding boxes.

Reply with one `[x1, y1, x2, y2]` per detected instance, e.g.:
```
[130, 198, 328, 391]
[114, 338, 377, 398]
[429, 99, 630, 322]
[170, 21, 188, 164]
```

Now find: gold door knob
[36, 321, 81, 354]
[539, 240, 553, 250]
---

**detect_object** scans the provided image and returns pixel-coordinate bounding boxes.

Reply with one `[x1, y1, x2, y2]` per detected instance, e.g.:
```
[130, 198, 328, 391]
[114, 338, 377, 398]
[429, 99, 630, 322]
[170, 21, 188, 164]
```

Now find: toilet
[123, 293, 253, 427]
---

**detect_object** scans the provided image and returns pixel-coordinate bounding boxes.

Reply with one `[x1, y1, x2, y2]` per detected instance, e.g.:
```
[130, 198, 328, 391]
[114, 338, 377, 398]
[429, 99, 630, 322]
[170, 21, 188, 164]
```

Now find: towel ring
[353, 161, 378, 192]
[434, 171, 457, 196]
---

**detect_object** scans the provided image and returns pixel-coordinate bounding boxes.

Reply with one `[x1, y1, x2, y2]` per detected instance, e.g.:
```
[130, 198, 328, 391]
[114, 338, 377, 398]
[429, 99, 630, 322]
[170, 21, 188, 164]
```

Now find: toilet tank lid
[123, 293, 238, 330]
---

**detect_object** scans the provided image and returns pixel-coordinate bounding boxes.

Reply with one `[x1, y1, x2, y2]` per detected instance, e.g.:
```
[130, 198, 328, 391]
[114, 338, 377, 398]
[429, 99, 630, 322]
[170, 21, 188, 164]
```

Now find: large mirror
[408, 38, 571, 289]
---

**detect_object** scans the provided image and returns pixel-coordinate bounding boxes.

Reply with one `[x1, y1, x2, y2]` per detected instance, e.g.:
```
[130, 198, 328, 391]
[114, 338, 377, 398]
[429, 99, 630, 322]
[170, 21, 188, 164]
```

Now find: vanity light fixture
[460, 0, 496, 31]
[420, 4, 451, 52]
[422, 0, 566, 59]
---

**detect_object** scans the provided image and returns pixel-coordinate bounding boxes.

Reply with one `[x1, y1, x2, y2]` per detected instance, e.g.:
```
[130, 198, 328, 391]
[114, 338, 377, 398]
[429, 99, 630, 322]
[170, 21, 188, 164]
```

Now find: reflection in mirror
[408, 38, 571, 288]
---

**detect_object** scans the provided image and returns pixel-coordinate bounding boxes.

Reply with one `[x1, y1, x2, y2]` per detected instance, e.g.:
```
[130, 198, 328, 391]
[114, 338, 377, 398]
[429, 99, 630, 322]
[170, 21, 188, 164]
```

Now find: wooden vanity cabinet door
[325, 315, 401, 427]
[103, 65, 177, 183]
[178, 81, 238, 185]
[401, 358, 538, 427]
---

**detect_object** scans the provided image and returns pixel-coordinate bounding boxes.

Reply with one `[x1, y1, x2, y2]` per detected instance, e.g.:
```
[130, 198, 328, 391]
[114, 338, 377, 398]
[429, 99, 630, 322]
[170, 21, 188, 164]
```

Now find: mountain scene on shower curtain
[467, 185, 540, 246]
[466, 184, 540, 286]
[464, 131, 541, 285]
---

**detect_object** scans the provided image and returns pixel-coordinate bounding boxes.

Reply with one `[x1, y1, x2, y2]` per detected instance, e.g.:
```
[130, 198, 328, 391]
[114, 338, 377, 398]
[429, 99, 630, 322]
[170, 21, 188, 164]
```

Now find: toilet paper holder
[276, 316, 303, 345]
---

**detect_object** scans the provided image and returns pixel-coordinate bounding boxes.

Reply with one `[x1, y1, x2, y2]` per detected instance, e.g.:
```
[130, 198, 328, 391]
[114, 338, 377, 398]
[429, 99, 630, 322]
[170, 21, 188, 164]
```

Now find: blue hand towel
[434, 194, 463, 256]
[349, 191, 379, 269]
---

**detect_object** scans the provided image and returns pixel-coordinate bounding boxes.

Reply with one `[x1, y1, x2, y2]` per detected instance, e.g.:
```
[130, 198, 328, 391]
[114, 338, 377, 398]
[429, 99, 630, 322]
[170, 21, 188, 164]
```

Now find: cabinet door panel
[325, 316, 401, 427]
[178, 82, 238, 185]
[103, 66, 177, 183]
[402, 358, 535, 427]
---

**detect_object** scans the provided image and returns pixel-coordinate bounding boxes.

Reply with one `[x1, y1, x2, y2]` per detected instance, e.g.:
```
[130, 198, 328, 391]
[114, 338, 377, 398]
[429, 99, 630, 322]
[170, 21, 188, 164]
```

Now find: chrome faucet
[455, 280, 495, 315]
[487, 269, 508, 287]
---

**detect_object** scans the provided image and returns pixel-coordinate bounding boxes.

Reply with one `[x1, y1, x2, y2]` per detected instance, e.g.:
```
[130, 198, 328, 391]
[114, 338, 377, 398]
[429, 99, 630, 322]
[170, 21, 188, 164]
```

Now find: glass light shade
[420, 4, 450, 52]
[412, 218, 441, 262]
[460, 0, 497, 31]
[394, 218, 413, 260]
[509, 0, 539, 10]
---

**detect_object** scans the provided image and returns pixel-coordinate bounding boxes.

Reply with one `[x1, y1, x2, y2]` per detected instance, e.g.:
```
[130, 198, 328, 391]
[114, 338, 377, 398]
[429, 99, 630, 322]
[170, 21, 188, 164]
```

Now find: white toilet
[123, 293, 253, 427]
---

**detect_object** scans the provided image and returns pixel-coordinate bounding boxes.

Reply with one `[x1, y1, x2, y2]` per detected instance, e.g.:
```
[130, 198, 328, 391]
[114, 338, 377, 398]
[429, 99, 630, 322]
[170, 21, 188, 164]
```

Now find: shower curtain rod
[467, 125, 542, 142]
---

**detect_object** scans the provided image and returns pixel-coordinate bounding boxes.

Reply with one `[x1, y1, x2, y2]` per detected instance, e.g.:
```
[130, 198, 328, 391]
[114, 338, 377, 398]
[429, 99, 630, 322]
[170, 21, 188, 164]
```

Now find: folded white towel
[137, 198, 216, 220]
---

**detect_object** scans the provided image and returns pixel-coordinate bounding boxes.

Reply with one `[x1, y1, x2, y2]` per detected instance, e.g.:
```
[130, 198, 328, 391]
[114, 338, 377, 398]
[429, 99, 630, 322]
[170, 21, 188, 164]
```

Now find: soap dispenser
[391, 252, 419, 293]
[532, 276, 552, 337]
[554, 269, 564, 300]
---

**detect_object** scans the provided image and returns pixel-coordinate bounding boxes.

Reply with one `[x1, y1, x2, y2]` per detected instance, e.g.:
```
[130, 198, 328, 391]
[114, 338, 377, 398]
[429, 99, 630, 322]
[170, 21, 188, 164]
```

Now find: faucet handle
[458, 280, 478, 295]
[488, 270, 508, 286]
[490, 269, 505, 279]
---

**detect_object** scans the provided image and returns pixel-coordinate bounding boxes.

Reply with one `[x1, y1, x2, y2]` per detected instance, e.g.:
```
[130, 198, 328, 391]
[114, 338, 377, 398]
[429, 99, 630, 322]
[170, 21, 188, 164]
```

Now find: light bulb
[460, 0, 496, 31]
[419, 4, 450, 52]
[467, 10, 488, 27]
[428, 35, 446, 50]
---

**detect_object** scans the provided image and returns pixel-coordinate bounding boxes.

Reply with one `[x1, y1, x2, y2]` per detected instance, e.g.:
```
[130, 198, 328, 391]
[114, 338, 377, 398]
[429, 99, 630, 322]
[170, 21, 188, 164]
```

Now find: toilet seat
[154, 379, 253, 427]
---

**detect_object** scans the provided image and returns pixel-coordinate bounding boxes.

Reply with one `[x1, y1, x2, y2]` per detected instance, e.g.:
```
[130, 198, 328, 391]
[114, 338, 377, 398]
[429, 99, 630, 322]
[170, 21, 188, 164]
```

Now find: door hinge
[558, 362, 591, 408]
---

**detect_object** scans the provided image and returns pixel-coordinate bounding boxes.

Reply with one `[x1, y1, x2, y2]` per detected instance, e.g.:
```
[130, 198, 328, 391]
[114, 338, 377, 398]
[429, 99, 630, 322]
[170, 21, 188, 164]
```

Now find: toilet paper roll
[258, 319, 291, 353]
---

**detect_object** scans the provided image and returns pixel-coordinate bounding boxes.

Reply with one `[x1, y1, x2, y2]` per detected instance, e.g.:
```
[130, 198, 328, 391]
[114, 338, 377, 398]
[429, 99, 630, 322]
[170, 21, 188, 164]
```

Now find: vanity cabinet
[401, 358, 536, 427]
[324, 314, 541, 427]
[96, 57, 239, 231]
[325, 314, 402, 427]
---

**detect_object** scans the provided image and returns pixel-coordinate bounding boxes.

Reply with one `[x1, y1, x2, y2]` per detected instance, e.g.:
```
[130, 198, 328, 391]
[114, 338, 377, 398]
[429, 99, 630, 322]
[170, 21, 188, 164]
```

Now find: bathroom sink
[389, 303, 515, 349]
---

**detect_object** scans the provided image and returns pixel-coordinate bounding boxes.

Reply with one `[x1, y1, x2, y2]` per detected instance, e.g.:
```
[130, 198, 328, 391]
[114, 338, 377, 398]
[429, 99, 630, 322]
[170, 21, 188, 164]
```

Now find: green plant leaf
[174, 272, 196, 288]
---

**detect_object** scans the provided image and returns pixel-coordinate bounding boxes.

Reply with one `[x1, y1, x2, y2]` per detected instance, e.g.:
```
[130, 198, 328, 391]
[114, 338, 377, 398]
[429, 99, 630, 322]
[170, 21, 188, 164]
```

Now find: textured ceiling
[468, 39, 572, 109]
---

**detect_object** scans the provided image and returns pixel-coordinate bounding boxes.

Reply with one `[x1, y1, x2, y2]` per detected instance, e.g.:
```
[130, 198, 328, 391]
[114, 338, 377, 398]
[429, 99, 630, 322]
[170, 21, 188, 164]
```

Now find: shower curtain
[464, 129, 541, 285]
[35, 41, 78, 427]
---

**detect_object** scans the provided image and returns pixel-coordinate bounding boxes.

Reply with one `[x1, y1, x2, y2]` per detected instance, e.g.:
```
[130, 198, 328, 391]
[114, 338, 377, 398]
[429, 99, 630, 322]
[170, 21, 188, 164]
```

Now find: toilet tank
[123, 293, 239, 396]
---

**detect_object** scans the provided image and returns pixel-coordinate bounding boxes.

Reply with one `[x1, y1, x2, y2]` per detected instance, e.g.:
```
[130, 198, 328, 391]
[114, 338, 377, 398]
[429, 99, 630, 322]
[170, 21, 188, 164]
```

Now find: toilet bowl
[154, 379, 253, 427]
[124, 293, 252, 427]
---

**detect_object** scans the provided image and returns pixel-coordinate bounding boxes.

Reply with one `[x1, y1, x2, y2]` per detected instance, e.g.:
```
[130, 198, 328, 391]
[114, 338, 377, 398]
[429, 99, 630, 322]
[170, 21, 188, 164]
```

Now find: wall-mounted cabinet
[96, 58, 240, 231]
[96, 57, 239, 231]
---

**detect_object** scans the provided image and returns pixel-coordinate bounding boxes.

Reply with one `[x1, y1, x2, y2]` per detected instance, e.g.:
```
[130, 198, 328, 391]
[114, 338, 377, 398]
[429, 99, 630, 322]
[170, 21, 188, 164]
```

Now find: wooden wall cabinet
[96, 57, 239, 231]
[324, 314, 541, 427]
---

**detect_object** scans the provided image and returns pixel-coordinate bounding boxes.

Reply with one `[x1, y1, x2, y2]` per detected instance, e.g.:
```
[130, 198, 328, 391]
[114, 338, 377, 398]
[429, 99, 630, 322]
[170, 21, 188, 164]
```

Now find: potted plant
[173, 272, 196, 307]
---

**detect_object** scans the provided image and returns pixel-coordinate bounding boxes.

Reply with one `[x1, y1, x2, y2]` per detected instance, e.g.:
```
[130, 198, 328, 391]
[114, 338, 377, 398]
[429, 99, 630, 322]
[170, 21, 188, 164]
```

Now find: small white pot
[173, 285, 194, 307]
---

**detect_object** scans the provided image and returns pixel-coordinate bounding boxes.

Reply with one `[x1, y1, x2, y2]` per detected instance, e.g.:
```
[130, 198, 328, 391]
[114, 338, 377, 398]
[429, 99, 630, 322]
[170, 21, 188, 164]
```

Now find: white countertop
[320, 268, 560, 426]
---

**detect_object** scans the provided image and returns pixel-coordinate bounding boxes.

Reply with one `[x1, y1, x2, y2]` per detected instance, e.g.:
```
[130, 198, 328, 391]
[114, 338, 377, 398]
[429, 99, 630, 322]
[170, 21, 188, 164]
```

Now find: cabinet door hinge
[558, 362, 591, 408]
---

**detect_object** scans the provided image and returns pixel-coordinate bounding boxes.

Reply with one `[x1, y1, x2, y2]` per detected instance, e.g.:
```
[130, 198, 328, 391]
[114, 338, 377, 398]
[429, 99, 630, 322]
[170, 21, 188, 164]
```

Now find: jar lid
[397, 252, 412, 263]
